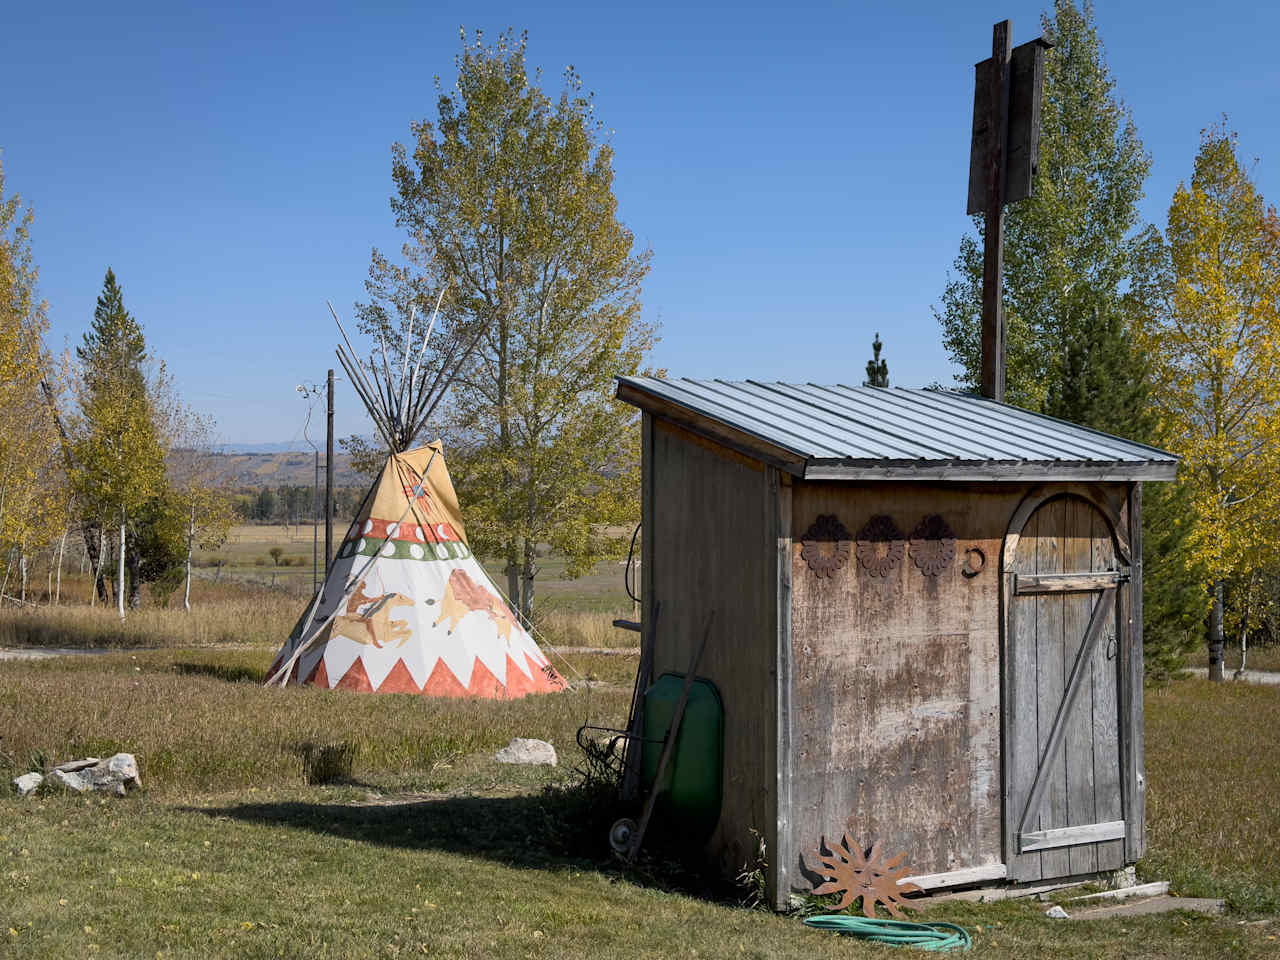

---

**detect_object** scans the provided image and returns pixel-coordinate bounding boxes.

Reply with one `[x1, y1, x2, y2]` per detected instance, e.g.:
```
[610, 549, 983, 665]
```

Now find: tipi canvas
[268, 442, 563, 697]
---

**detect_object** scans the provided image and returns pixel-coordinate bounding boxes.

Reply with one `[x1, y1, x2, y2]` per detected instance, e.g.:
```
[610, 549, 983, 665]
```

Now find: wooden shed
[615, 377, 1177, 909]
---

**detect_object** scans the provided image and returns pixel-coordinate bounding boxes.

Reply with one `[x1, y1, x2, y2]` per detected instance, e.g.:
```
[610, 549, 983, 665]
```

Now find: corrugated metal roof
[615, 377, 1178, 481]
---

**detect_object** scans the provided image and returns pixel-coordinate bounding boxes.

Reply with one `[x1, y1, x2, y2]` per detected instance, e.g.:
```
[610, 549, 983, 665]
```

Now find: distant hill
[215, 442, 312, 454]
[212, 451, 364, 488]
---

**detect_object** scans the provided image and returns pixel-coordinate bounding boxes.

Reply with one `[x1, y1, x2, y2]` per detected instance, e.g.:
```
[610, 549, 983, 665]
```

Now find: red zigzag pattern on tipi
[288, 651, 557, 699]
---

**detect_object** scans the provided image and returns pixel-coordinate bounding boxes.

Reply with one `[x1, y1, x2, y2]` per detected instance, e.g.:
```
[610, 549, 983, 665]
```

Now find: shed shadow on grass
[195, 784, 738, 903]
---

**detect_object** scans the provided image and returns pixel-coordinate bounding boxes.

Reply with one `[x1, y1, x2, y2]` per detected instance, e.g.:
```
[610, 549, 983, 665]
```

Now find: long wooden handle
[625, 611, 715, 863]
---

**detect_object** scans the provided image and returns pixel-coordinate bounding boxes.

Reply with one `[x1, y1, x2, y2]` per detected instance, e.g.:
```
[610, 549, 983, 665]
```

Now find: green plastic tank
[641, 673, 724, 841]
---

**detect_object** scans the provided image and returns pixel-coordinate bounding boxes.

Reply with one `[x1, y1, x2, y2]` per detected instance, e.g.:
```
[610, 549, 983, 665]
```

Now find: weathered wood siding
[647, 418, 777, 884]
[788, 482, 1023, 885]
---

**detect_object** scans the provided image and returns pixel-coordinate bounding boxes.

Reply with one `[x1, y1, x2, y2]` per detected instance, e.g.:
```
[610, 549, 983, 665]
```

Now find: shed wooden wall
[646, 417, 778, 882]
[788, 482, 1026, 884]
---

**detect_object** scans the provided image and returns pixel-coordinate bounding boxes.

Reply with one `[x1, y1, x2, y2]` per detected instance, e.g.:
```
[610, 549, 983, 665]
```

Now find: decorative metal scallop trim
[909, 514, 956, 577]
[855, 515, 905, 578]
[799, 514, 852, 578]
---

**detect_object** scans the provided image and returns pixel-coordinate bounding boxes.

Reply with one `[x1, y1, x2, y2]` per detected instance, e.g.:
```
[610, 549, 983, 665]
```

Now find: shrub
[300, 740, 359, 785]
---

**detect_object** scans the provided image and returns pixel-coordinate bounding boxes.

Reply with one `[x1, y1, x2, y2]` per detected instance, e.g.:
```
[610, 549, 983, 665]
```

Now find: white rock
[105, 753, 140, 785]
[494, 738, 557, 766]
[52, 769, 89, 792]
[1044, 905, 1070, 919]
[54, 757, 100, 773]
[51, 753, 141, 796]
[13, 772, 43, 796]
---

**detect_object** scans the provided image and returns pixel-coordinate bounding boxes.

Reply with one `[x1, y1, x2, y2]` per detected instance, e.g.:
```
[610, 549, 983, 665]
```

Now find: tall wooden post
[325, 369, 335, 575]
[981, 20, 1012, 403]
[968, 20, 1048, 404]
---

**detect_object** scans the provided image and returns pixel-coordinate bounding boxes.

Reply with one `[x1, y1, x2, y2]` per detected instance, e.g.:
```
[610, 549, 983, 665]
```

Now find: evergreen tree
[77, 269, 147, 402]
[863, 332, 888, 387]
[72, 270, 168, 616]
[933, 0, 1202, 674]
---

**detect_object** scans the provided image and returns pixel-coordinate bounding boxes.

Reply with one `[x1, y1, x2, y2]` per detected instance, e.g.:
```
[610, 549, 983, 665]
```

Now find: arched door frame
[1001, 484, 1130, 576]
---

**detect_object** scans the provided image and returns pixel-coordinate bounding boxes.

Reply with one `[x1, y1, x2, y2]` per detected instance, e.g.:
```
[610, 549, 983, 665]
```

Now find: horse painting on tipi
[266, 294, 564, 699]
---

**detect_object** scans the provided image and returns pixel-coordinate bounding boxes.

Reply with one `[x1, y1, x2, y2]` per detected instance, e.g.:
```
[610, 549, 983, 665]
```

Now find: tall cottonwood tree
[72, 270, 167, 617]
[358, 29, 655, 619]
[934, 0, 1203, 671]
[1138, 126, 1280, 681]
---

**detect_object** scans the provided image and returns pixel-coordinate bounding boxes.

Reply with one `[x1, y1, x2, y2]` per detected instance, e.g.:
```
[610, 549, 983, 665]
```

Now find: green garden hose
[802, 915, 972, 952]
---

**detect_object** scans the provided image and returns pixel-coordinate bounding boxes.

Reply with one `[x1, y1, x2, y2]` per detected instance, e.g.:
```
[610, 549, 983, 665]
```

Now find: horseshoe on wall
[961, 546, 986, 579]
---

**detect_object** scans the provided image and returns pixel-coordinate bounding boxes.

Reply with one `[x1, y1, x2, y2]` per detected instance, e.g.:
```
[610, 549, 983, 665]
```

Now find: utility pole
[312, 450, 319, 592]
[325, 368, 335, 575]
[967, 20, 1049, 402]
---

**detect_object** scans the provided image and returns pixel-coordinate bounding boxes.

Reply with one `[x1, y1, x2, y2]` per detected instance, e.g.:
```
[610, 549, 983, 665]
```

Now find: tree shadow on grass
[194, 784, 738, 903]
[171, 662, 266, 684]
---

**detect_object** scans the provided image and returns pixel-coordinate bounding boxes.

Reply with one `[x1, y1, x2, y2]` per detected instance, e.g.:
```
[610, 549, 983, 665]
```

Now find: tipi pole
[377, 335, 399, 433]
[329, 303, 399, 443]
[397, 305, 417, 424]
[406, 322, 488, 440]
[410, 286, 447, 396]
[335, 347, 395, 449]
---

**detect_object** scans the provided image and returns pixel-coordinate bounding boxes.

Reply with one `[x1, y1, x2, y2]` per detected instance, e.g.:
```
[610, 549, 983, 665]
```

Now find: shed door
[1006, 496, 1127, 882]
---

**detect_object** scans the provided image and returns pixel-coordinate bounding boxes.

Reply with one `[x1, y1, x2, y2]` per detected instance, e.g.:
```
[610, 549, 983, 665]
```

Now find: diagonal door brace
[1016, 586, 1117, 844]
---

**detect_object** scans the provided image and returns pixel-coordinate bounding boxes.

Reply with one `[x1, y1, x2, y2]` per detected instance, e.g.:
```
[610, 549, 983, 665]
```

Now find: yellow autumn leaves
[0, 157, 68, 579]
[1137, 124, 1280, 618]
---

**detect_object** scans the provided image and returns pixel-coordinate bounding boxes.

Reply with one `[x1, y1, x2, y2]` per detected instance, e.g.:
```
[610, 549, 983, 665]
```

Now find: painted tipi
[266, 296, 564, 698]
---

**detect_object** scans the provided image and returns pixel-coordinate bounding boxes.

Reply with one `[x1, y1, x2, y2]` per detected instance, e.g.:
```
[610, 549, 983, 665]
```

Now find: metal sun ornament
[802, 823, 922, 919]
[799, 514, 853, 578]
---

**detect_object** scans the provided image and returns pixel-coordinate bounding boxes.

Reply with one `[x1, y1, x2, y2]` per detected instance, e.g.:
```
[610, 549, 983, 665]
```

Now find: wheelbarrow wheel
[609, 817, 637, 856]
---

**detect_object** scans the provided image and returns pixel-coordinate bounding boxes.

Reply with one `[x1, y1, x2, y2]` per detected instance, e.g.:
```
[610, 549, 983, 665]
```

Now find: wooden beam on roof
[615, 380, 806, 476]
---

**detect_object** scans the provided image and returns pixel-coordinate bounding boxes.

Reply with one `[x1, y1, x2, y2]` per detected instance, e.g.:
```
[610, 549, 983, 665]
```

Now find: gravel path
[0, 647, 115, 661]
[1185, 667, 1280, 686]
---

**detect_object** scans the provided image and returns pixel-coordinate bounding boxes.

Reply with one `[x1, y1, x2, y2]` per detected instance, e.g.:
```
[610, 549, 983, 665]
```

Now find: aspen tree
[1139, 125, 1280, 681]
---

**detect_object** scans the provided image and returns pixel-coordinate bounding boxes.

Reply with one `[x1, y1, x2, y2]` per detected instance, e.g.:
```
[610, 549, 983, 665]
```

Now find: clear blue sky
[3, 1, 1277, 444]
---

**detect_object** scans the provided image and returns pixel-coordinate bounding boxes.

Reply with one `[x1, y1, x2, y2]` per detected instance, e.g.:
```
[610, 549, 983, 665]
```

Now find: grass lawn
[2, 642, 1278, 957]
